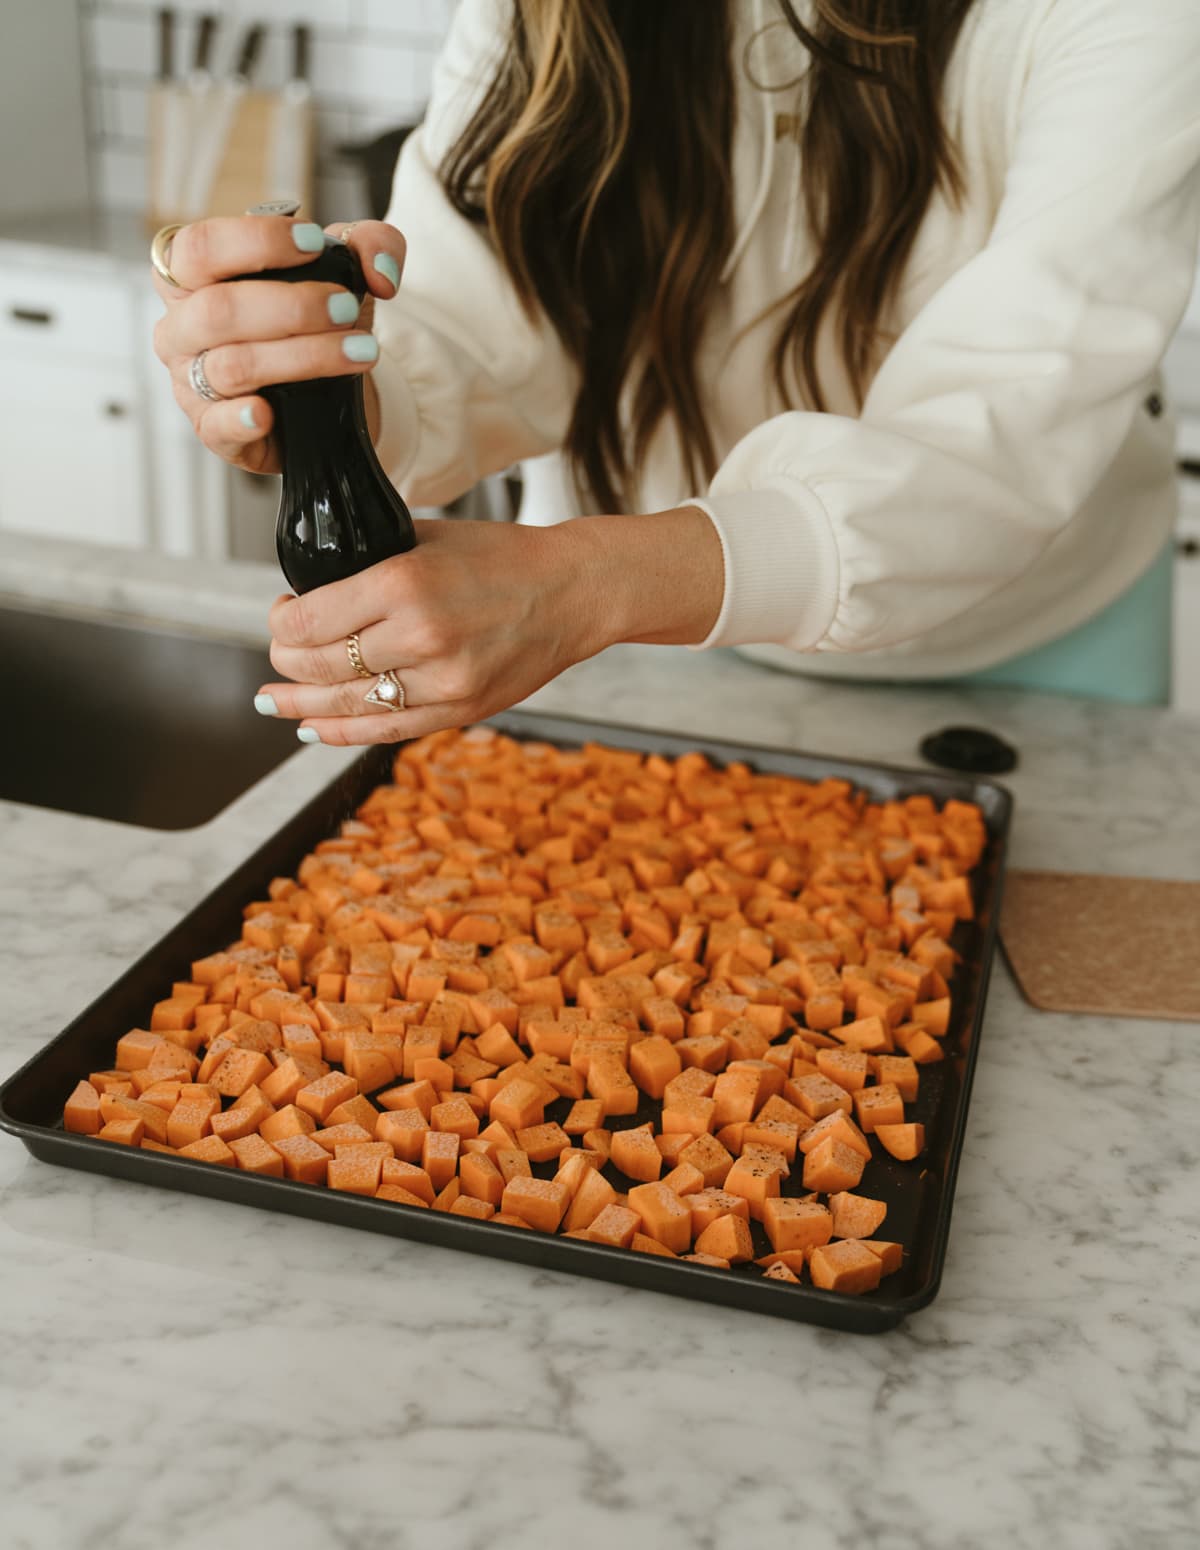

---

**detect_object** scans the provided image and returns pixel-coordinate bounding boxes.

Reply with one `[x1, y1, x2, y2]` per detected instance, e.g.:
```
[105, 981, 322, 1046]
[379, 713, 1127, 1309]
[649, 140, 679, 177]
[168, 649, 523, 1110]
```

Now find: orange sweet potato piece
[762, 1197, 833, 1253]
[98, 1115, 144, 1146]
[809, 1239, 883, 1295]
[295, 1070, 358, 1124]
[515, 1121, 571, 1163]
[802, 1135, 867, 1193]
[627, 1182, 693, 1253]
[375, 1108, 428, 1162]
[563, 1167, 618, 1232]
[687, 1188, 750, 1236]
[609, 1124, 662, 1183]
[489, 1078, 545, 1133]
[862, 1239, 904, 1276]
[259, 1104, 317, 1144]
[829, 1191, 888, 1240]
[380, 1159, 436, 1203]
[376, 1184, 431, 1207]
[661, 1161, 705, 1196]
[459, 1151, 505, 1207]
[501, 1175, 570, 1232]
[63, 1080, 101, 1135]
[678, 1132, 734, 1189]
[328, 1151, 384, 1195]
[209, 1048, 273, 1099]
[175, 1134, 235, 1167]
[631, 1233, 678, 1258]
[853, 1082, 905, 1134]
[628, 1036, 682, 1099]
[271, 1133, 329, 1183]
[422, 1129, 461, 1190]
[693, 1212, 753, 1264]
[228, 1134, 284, 1176]
[585, 1204, 641, 1247]
[874, 1121, 925, 1160]
[797, 1110, 872, 1160]
[763, 1260, 801, 1283]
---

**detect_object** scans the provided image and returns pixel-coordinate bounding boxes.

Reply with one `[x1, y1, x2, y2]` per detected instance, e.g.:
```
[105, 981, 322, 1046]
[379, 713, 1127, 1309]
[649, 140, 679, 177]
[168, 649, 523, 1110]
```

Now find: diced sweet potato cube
[430, 1098, 480, 1139]
[870, 1055, 919, 1101]
[166, 1096, 218, 1149]
[450, 1194, 496, 1220]
[271, 1133, 329, 1183]
[722, 1154, 781, 1221]
[756, 1249, 813, 1275]
[380, 1159, 436, 1203]
[874, 1121, 925, 1160]
[501, 1175, 570, 1232]
[228, 1134, 284, 1176]
[661, 1162, 705, 1196]
[496, 1147, 533, 1184]
[829, 1191, 888, 1239]
[763, 1260, 801, 1283]
[64, 1080, 101, 1135]
[585, 1204, 641, 1247]
[789, 1073, 854, 1121]
[809, 1239, 883, 1295]
[296, 1070, 358, 1124]
[862, 1239, 904, 1276]
[422, 1129, 461, 1190]
[802, 1135, 867, 1193]
[433, 1177, 462, 1212]
[814, 1047, 870, 1093]
[515, 1121, 571, 1162]
[563, 1099, 605, 1135]
[853, 1082, 905, 1134]
[682, 1252, 730, 1268]
[376, 1184, 431, 1207]
[377, 1079, 437, 1119]
[693, 1213, 753, 1264]
[762, 1197, 833, 1253]
[797, 1110, 872, 1160]
[489, 1078, 545, 1133]
[687, 1188, 750, 1236]
[631, 1233, 678, 1257]
[609, 1125, 662, 1183]
[328, 1151, 384, 1195]
[98, 1115, 144, 1146]
[678, 1132, 734, 1189]
[627, 1182, 693, 1253]
[459, 1152, 505, 1207]
[175, 1134, 235, 1167]
[711, 1068, 761, 1127]
[586, 1053, 639, 1116]
[628, 1036, 682, 1099]
[912, 997, 951, 1036]
[660, 1093, 716, 1135]
[375, 1108, 428, 1162]
[209, 1106, 262, 1144]
[209, 1048, 273, 1099]
[115, 1030, 166, 1071]
[259, 1104, 317, 1144]
[563, 1167, 618, 1232]
[742, 1119, 799, 1162]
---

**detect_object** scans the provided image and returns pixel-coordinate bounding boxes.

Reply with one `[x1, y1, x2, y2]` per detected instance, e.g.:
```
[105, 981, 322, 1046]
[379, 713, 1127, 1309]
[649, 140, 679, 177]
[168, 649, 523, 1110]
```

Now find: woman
[151, 0, 1200, 744]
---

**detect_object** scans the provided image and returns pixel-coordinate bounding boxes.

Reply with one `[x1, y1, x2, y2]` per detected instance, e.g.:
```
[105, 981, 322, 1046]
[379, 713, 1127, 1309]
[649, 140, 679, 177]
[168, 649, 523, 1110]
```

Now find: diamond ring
[188, 350, 225, 403]
[364, 671, 405, 711]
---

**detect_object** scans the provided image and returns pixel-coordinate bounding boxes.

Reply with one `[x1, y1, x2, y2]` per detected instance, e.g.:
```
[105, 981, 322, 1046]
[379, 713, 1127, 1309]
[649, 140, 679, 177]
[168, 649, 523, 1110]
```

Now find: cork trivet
[1000, 870, 1200, 1021]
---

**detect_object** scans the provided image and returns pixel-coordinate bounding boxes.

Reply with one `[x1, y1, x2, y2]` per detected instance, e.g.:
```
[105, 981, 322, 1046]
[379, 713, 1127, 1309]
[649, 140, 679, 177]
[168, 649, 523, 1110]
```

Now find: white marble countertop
[2, 553, 1199, 1550]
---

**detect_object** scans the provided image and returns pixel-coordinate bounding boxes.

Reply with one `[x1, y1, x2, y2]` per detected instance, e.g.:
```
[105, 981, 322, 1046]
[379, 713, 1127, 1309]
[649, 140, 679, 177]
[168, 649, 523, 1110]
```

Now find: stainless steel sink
[2, 602, 298, 830]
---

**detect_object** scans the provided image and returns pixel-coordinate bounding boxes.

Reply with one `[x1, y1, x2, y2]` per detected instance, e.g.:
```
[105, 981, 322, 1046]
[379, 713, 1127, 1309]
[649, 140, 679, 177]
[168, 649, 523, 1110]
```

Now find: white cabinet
[0, 251, 149, 546]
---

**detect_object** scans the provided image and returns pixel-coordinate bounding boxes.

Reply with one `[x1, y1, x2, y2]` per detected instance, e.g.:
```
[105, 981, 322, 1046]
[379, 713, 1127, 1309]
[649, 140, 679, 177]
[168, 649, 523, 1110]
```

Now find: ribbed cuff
[684, 483, 840, 650]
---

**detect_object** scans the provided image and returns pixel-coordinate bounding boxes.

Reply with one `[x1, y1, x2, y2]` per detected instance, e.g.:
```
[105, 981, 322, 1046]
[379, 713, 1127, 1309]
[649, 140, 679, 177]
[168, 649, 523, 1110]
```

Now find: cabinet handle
[1178, 537, 1199, 559]
[1179, 458, 1200, 480]
[9, 305, 54, 326]
[103, 401, 129, 419]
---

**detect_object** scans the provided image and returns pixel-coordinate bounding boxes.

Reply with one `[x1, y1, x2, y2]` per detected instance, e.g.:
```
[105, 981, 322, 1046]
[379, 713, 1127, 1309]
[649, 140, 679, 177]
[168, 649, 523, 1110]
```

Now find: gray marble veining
[2, 548, 1199, 1550]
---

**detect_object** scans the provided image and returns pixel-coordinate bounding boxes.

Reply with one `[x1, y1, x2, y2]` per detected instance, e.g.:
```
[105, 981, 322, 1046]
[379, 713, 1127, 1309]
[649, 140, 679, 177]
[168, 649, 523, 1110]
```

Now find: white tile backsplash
[80, 0, 450, 217]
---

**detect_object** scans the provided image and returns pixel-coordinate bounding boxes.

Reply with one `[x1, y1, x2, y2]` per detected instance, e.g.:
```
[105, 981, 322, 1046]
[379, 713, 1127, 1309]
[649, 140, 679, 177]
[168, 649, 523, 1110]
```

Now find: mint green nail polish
[373, 253, 400, 292]
[342, 333, 379, 363]
[253, 693, 277, 716]
[297, 726, 321, 743]
[239, 405, 258, 431]
[291, 222, 325, 253]
[327, 291, 358, 325]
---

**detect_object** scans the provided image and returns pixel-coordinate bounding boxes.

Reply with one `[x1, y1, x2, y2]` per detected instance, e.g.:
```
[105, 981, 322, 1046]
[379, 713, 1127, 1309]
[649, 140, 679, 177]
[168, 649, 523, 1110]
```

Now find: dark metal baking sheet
[0, 710, 1012, 1333]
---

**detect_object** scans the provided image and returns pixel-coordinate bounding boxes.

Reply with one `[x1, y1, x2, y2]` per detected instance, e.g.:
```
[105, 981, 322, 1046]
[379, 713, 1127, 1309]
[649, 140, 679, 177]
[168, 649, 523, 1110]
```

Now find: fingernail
[373, 253, 400, 292]
[291, 222, 325, 253]
[342, 333, 378, 363]
[297, 727, 321, 743]
[253, 693, 277, 716]
[327, 291, 359, 326]
[239, 405, 258, 431]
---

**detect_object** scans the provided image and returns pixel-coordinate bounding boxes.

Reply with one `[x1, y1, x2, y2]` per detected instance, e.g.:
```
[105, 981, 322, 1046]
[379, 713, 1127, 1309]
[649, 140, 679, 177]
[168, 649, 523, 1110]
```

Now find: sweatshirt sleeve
[371, 0, 575, 507]
[689, 0, 1200, 654]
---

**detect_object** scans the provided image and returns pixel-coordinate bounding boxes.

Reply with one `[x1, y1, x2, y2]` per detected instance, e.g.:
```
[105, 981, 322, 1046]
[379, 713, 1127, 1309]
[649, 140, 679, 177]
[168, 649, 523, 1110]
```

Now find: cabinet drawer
[0, 263, 137, 362]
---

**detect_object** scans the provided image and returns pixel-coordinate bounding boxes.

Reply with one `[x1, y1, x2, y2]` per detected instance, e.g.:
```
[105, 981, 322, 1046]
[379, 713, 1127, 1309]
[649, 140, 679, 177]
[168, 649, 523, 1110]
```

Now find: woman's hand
[151, 216, 405, 473]
[254, 508, 725, 745]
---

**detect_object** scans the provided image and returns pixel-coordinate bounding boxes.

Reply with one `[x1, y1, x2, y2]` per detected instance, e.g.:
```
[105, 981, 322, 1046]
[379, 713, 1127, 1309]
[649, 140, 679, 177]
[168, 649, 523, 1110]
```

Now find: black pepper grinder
[242, 200, 417, 595]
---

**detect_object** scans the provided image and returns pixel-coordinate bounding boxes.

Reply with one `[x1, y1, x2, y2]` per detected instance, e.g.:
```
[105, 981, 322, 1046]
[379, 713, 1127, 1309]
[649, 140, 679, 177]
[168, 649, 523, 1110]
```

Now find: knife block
[146, 87, 315, 230]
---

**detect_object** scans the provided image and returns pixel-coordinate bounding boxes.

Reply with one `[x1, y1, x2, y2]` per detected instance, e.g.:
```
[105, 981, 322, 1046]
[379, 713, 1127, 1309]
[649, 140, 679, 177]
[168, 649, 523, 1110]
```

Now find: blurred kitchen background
[0, 0, 1198, 708]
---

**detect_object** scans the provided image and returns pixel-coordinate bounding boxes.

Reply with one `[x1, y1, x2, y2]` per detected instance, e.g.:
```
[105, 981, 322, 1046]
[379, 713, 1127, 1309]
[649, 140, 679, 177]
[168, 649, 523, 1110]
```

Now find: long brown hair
[441, 0, 977, 512]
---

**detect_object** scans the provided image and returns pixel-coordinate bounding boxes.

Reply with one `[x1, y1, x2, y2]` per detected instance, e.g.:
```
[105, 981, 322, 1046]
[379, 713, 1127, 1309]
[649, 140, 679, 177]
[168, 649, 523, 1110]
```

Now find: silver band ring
[364, 671, 406, 711]
[346, 631, 373, 679]
[188, 350, 225, 403]
[338, 223, 359, 245]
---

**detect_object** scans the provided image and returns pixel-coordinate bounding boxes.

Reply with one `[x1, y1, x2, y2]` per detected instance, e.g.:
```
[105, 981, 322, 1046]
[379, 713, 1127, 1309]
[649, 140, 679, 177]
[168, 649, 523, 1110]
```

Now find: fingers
[268, 552, 416, 649]
[325, 220, 407, 300]
[255, 668, 436, 723]
[158, 279, 364, 360]
[194, 395, 278, 472]
[170, 328, 378, 402]
[160, 216, 333, 291]
[267, 616, 397, 687]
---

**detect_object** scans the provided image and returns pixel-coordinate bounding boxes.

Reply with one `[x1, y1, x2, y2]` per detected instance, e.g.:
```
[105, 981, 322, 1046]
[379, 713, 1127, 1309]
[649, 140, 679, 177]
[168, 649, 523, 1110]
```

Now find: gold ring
[346, 631, 373, 679]
[150, 224, 185, 288]
[364, 671, 406, 711]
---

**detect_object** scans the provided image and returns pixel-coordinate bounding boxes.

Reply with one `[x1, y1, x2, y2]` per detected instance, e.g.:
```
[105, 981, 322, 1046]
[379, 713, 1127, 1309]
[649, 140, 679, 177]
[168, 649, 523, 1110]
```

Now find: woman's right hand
[151, 216, 406, 474]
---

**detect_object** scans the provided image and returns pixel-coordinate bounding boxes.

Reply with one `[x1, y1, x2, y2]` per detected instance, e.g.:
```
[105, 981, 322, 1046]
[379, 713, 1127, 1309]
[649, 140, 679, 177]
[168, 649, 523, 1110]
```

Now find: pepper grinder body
[240, 236, 416, 595]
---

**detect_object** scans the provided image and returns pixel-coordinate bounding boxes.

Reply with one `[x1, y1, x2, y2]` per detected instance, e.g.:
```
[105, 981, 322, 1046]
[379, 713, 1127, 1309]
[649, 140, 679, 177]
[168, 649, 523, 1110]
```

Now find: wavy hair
[441, 0, 977, 511]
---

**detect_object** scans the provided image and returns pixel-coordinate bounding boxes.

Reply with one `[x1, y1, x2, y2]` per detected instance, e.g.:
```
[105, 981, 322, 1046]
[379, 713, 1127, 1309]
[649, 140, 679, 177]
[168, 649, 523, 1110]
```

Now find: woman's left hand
[255, 508, 724, 745]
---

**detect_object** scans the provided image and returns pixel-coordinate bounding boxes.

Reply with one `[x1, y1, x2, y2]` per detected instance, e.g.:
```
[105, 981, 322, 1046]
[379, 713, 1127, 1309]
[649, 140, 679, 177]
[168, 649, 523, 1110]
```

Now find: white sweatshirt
[374, 0, 1200, 677]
